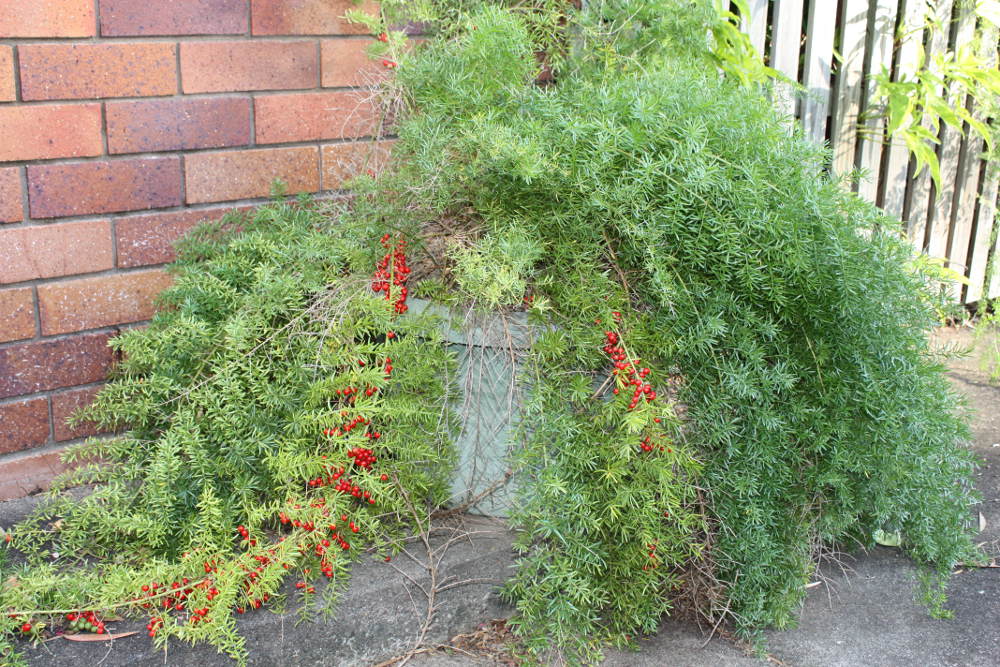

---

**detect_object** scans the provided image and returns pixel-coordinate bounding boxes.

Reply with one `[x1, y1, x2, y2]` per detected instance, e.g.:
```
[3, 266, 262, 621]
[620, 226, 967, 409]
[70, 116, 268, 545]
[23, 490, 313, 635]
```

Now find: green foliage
[353, 3, 979, 659]
[450, 226, 541, 308]
[0, 200, 455, 663]
[0, 2, 983, 665]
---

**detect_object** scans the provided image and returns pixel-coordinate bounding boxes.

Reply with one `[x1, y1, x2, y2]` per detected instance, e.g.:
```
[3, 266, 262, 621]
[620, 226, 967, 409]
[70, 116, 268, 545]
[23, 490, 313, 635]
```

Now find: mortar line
[18, 163, 29, 228]
[45, 390, 55, 444]
[175, 39, 183, 94]
[10, 43, 22, 102]
[30, 285, 41, 339]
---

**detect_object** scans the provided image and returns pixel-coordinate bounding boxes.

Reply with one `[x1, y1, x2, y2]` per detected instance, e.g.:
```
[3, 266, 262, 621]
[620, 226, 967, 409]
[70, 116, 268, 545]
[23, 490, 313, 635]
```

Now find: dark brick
[180, 40, 317, 93]
[38, 269, 173, 336]
[0, 332, 115, 400]
[0, 103, 103, 162]
[52, 385, 104, 441]
[27, 157, 183, 219]
[106, 97, 251, 154]
[100, 0, 248, 36]
[0, 398, 50, 455]
[19, 43, 176, 101]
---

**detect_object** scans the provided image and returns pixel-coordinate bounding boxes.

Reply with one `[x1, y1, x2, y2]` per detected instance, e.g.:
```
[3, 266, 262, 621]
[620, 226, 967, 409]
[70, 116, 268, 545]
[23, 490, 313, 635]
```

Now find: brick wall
[0, 0, 390, 499]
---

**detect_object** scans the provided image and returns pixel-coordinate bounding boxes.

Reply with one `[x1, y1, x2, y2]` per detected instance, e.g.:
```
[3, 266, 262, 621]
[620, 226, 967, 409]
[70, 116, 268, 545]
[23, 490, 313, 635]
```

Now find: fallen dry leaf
[63, 631, 137, 642]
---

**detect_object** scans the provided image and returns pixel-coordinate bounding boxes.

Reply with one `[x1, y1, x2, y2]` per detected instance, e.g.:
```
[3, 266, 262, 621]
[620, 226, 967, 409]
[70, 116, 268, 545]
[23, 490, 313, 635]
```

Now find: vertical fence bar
[881, 0, 926, 221]
[987, 184, 1000, 300]
[926, 6, 975, 260]
[770, 0, 805, 120]
[964, 26, 999, 305]
[831, 0, 870, 181]
[857, 0, 898, 202]
[907, 0, 953, 250]
[801, 0, 838, 143]
[742, 0, 770, 55]
[949, 130, 985, 301]
[966, 165, 998, 303]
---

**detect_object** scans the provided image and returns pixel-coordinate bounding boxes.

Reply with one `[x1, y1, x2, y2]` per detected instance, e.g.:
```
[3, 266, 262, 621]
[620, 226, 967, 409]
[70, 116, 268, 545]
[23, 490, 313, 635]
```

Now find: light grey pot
[407, 298, 544, 517]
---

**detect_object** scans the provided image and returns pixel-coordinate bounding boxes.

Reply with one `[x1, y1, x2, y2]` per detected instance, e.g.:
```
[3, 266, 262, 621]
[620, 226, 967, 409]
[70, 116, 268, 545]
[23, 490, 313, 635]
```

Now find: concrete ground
[5, 327, 999, 666]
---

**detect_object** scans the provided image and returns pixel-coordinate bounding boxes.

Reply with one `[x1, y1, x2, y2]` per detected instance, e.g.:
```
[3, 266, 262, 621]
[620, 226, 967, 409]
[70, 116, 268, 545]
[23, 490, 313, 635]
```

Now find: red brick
[0, 331, 115, 400]
[0, 168, 21, 223]
[0, 446, 74, 501]
[100, 0, 248, 36]
[321, 140, 394, 189]
[320, 38, 384, 88]
[19, 43, 176, 101]
[0, 46, 14, 102]
[181, 41, 317, 93]
[116, 205, 254, 268]
[185, 147, 319, 204]
[38, 269, 173, 336]
[0, 104, 102, 162]
[0, 219, 113, 284]
[0, 288, 35, 344]
[106, 97, 251, 154]
[254, 91, 376, 144]
[52, 385, 104, 441]
[0, 398, 50, 455]
[0, 0, 95, 38]
[252, 0, 376, 35]
[27, 157, 183, 219]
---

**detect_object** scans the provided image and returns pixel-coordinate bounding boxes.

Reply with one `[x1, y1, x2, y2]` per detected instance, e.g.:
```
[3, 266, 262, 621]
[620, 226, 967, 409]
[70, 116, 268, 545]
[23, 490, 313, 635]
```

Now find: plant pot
[407, 299, 543, 516]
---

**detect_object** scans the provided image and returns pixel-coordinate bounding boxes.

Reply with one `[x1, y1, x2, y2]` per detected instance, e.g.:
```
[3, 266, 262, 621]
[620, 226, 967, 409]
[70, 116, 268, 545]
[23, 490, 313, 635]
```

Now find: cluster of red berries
[642, 542, 660, 571]
[331, 476, 375, 503]
[372, 234, 411, 314]
[236, 524, 257, 547]
[602, 330, 658, 410]
[233, 555, 275, 613]
[323, 413, 370, 438]
[347, 447, 377, 469]
[64, 610, 104, 634]
[302, 463, 376, 505]
[137, 579, 192, 611]
[294, 581, 317, 593]
[279, 503, 354, 555]
[638, 435, 673, 454]
[322, 515, 358, 555]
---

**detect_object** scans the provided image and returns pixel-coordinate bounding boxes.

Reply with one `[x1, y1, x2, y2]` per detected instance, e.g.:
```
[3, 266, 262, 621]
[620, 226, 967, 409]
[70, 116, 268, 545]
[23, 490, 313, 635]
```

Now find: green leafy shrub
[350, 1, 980, 657]
[0, 201, 455, 664]
[0, 2, 981, 665]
